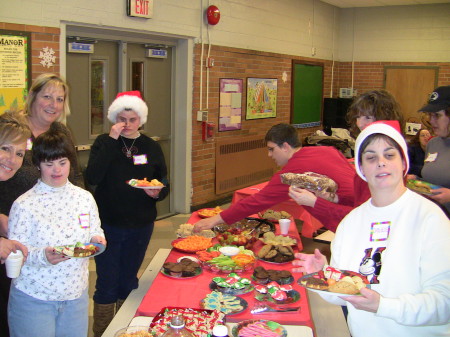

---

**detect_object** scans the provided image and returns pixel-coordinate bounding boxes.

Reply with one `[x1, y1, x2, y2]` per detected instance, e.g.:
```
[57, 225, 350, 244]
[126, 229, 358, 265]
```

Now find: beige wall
[1, 1, 448, 63]
[338, 4, 450, 62]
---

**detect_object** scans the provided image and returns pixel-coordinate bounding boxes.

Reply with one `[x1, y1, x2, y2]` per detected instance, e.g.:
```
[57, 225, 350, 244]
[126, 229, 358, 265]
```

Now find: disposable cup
[279, 219, 291, 235]
[5, 250, 24, 278]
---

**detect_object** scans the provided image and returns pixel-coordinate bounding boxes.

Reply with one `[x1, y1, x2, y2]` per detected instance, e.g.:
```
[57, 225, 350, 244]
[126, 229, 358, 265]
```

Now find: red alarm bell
[206, 5, 220, 25]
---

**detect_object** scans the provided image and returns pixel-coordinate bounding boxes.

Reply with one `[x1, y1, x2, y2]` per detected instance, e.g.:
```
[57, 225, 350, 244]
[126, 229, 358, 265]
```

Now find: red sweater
[220, 146, 358, 231]
[314, 174, 370, 231]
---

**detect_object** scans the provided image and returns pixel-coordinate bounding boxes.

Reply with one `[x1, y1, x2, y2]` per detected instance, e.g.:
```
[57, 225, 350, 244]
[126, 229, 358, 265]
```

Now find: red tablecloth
[232, 182, 324, 238]
[135, 212, 314, 330]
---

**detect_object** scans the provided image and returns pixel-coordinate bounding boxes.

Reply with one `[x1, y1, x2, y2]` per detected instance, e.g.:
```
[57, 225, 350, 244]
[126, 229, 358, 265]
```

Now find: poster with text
[0, 31, 31, 115]
[219, 78, 242, 131]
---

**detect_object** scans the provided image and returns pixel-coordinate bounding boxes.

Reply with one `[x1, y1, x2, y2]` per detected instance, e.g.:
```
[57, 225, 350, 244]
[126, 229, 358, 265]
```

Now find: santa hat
[107, 91, 148, 126]
[354, 120, 409, 181]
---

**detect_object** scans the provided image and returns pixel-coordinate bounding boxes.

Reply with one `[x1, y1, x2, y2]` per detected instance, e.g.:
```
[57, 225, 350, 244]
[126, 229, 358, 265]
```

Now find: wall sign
[68, 42, 94, 54]
[0, 30, 31, 114]
[146, 49, 167, 58]
[219, 78, 242, 131]
[127, 0, 153, 19]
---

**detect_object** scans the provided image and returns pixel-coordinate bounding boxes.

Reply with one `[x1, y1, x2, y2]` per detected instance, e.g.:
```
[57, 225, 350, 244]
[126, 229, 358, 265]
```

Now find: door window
[90, 59, 108, 137]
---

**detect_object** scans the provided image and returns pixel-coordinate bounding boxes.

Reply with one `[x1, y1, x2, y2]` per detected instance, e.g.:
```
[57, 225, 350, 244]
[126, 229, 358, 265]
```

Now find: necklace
[120, 134, 139, 158]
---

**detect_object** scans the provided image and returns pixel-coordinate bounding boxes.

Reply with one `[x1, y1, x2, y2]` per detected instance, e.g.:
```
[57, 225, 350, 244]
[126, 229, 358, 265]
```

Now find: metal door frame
[61, 23, 193, 214]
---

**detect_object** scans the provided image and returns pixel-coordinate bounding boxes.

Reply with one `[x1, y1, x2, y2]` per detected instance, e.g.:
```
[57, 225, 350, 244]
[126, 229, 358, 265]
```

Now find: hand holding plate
[46, 247, 70, 265]
[144, 188, 161, 199]
[427, 187, 450, 204]
[91, 236, 107, 246]
[342, 286, 380, 313]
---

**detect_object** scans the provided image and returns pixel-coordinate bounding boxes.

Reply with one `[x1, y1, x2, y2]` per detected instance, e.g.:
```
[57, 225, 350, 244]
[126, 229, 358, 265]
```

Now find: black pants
[0, 265, 11, 337]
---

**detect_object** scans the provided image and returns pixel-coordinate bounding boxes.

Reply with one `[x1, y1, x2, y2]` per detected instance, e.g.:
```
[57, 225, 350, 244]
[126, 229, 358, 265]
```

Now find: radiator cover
[215, 136, 277, 194]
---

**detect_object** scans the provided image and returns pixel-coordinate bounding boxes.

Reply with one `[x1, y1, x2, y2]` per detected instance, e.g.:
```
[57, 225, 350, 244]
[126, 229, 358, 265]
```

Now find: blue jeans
[93, 223, 153, 304]
[8, 285, 88, 337]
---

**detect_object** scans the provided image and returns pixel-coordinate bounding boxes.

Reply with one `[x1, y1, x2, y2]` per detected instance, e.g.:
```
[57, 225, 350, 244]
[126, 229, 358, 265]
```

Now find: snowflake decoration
[39, 47, 56, 68]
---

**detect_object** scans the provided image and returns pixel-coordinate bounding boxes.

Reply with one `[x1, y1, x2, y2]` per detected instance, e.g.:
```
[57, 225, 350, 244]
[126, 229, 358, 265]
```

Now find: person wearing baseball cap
[85, 91, 169, 336]
[419, 86, 450, 216]
[292, 120, 450, 337]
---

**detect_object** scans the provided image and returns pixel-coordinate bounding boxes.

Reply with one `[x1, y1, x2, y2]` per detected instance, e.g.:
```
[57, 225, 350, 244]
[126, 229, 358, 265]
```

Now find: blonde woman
[0, 111, 30, 337]
[0, 74, 84, 220]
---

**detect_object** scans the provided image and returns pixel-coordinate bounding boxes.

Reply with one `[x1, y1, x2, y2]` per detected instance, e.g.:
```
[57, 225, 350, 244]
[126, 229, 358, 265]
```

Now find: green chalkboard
[291, 62, 323, 128]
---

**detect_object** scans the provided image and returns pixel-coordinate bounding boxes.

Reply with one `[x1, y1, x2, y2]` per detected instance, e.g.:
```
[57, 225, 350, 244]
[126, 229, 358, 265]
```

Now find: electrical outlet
[76, 144, 91, 151]
[197, 110, 208, 122]
[311, 47, 316, 56]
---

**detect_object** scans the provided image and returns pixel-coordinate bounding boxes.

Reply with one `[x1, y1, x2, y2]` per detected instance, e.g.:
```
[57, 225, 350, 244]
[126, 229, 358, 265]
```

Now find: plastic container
[212, 324, 229, 337]
[161, 316, 194, 337]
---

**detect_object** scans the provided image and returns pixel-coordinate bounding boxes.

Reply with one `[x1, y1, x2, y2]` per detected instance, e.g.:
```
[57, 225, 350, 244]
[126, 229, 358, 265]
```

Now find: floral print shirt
[8, 180, 104, 301]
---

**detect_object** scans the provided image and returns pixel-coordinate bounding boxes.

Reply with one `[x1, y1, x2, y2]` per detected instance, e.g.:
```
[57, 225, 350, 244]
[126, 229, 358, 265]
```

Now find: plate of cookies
[298, 266, 369, 296]
[201, 291, 248, 315]
[252, 266, 294, 285]
[257, 244, 295, 264]
[161, 258, 202, 279]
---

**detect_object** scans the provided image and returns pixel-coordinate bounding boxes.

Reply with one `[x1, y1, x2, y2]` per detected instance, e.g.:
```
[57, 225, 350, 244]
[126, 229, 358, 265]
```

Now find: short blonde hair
[24, 73, 71, 123]
[0, 111, 31, 147]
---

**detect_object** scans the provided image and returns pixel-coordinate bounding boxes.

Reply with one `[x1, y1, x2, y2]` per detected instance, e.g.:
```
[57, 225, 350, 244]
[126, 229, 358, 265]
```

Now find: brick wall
[1, 22, 60, 81]
[191, 45, 450, 207]
[337, 61, 450, 93]
[191, 45, 326, 206]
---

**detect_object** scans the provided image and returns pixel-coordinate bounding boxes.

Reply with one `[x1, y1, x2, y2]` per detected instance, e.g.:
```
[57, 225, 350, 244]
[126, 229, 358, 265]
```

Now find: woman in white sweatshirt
[293, 120, 450, 337]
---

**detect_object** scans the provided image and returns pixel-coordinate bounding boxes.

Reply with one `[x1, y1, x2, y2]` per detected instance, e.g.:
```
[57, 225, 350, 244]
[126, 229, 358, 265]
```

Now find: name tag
[424, 152, 437, 162]
[79, 214, 90, 229]
[133, 154, 148, 165]
[370, 221, 390, 242]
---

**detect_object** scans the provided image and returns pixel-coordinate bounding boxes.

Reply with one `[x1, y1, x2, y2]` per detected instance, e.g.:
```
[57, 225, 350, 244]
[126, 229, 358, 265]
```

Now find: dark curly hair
[346, 90, 404, 138]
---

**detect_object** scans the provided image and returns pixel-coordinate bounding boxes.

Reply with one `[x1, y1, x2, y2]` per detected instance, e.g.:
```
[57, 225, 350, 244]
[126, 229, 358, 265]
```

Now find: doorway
[385, 67, 438, 128]
[66, 39, 172, 217]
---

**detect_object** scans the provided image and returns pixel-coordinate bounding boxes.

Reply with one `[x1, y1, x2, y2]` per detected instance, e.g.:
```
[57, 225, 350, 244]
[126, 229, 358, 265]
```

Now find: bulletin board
[219, 78, 242, 131]
[0, 30, 32, 115]
[291, 62, 323, 128]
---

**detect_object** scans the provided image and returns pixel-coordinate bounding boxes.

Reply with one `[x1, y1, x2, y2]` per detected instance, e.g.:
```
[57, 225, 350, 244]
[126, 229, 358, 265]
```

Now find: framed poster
[219, 78, 242, 131]
[246, 78, 277, 120]
[0, 30, 32, 114]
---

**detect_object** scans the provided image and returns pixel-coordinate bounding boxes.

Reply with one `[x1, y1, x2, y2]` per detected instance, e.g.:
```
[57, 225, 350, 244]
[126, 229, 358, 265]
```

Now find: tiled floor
[87, 208, 331, 337]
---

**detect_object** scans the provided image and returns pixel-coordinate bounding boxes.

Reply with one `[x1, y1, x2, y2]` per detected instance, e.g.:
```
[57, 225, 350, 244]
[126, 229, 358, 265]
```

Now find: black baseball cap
[419, 86, 450, 113]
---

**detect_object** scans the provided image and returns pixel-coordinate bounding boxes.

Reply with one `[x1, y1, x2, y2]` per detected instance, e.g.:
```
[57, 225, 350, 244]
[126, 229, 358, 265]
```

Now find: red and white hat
[107, 91, 148, 126]
[354, 120, 409, 181]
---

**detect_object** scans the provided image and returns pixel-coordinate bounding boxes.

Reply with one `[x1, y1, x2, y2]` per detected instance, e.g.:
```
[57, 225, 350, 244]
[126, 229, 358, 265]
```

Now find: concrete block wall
[2, 1, 448, 64]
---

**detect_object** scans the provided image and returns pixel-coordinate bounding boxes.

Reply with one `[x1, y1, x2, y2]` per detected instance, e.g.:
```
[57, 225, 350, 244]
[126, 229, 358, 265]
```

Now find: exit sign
[127, 0, 153, 19]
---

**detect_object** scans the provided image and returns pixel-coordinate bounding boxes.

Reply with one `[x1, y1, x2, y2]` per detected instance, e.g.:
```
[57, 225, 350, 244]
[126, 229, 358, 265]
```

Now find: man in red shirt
[194, 123, 357, 233]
